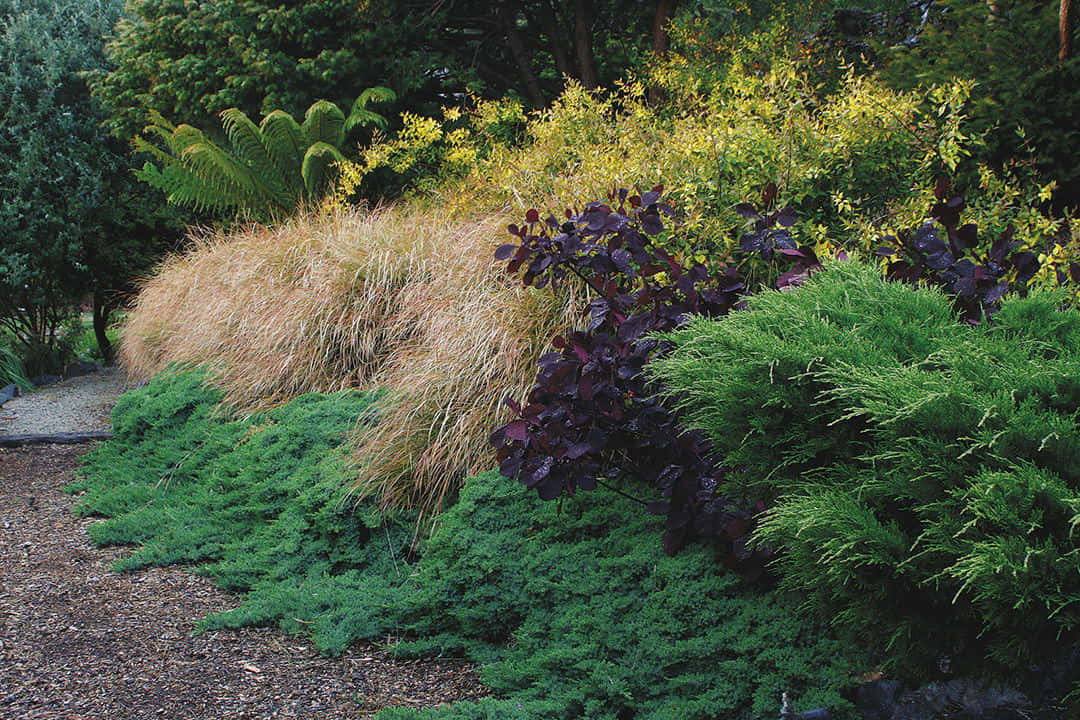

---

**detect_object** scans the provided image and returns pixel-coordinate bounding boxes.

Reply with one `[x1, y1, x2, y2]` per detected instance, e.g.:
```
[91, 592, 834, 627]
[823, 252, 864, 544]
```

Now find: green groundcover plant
[71, 370, 863, 720]
[648, 261, 1080, 685]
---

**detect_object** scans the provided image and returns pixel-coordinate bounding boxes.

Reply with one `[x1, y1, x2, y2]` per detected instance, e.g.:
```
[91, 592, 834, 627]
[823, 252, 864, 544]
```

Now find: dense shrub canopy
[0, 0, 178, 370]
[649, 261, 1080, 681]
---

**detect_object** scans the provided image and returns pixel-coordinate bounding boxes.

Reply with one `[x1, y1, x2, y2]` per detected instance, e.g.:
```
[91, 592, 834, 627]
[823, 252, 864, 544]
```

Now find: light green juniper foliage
[134, 91, 393, 220]
[648, 261, 1080, 683]
[73, 370, 863, 720]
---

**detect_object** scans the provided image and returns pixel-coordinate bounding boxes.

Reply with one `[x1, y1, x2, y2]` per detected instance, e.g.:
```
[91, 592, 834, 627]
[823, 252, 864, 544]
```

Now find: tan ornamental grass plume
[120, 206, 432, 410]
[345, 209, 583, 523]
[119, 201, 583, 522]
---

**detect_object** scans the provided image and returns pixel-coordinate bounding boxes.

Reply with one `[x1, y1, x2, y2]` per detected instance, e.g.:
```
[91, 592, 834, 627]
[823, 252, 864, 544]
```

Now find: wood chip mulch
[0, 443, 490, 719]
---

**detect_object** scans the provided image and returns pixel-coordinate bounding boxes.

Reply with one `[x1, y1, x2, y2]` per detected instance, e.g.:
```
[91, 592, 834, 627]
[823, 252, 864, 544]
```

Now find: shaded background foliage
[92, 0, 676, 143]
[0, 0, 179, 372]
[878, 0, 1080, 209]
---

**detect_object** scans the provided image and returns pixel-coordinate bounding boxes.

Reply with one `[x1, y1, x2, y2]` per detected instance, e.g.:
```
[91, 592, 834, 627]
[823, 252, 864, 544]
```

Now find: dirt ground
[0, 443, 488, 720]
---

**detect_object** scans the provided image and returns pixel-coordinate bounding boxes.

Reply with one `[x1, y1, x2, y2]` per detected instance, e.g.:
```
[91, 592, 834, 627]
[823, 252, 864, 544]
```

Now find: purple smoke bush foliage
[489, 187, 772, 568]
[876, 178, 1042, 323]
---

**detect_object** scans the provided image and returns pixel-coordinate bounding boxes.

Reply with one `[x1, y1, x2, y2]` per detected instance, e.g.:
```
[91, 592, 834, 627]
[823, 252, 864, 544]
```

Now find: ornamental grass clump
[120, 203, 583, 521]
[120, 206, 427, 410]
[344, 210, 583, 522]
[648, 261, 1080, 683]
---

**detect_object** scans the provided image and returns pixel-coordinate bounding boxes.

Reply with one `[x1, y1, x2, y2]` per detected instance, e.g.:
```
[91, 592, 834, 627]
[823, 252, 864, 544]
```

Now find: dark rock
[62, 360, 101, 380]
[0, 383, 18, 405]
[856, 679, 903, 720]
[860, 678, 1033, 720]
[29, 374, 61, 388]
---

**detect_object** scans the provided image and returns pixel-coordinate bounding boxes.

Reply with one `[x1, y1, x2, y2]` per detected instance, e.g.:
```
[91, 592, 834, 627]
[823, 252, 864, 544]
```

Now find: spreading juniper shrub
[68, 370, 410, 655]
[383, 469, 862, 720]
[72, 371, 865, 719]
[647, 262, 1080, 686]
[489, 187, 773, 563]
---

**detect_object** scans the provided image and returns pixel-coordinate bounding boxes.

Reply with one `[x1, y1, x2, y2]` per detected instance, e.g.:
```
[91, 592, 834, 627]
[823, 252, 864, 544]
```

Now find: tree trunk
[1062, 0, 1074, 61]
[92, 289, 115, 366]
[499, 5, 547, 108]
[651, 0, 676, 55]
[537, 0, 573, 81]
[574, 0, 599, 89]
[647, 0, 677, 105]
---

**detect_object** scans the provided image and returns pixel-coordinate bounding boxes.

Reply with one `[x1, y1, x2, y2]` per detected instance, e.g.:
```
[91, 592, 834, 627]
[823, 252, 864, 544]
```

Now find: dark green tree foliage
[92, 0, 444, 142]
[0, 0, 178, 370]
[880, 0, 1080, 208]
[0, 0, 116, 367]
[72, 370, 863, 720]
[93, 0, 674, 146]
[648, 261, 1080, 683]
[420, 0, 664, 109]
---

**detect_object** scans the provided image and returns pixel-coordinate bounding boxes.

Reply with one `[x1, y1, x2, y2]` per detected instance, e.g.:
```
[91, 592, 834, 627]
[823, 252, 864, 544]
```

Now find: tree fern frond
[221, 107, 293, 208]
[301, 141, 346, 198]
[301, 99, 346, 147]
[168, 124, 212, 154]
[143, 109, 177, 135]
[179, 141, 266, 212]
[258, 109, 306, 197]
[347, 86, 397, 132]
[132, 135, 182, 170]
[160, 162, 241, 214]
[345, 108, 388, 134]
[357, 85, 397, 106]
[133, 159, 170, 193]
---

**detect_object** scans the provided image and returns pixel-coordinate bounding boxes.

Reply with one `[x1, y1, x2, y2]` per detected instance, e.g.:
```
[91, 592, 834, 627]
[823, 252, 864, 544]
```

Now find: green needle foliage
[68, 369, 404, 656]
[72, 370, 863, 720]
[375, 469, 861, 720]
[648, 261, 1080, 684]
[134, 93, 393, 221]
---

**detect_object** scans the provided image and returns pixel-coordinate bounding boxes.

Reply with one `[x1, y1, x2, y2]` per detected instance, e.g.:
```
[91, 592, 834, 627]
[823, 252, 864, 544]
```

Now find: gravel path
[0, 369, 132, 435]
[0, 372, 489, 719]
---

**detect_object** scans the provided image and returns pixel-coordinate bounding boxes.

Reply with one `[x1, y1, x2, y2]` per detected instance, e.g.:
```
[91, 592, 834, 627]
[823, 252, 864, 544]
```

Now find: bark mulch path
[0, 443, 489, 719]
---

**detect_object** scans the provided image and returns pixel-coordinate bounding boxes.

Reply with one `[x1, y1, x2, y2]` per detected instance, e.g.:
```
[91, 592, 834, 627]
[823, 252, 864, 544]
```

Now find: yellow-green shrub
[342, 27, 974, 267]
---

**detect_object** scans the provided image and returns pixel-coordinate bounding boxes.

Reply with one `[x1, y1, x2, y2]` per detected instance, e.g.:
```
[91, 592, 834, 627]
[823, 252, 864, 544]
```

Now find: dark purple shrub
[735, 182, 825, 290]
[875, 178, 1041, 323]
[489, 187, 768, 565]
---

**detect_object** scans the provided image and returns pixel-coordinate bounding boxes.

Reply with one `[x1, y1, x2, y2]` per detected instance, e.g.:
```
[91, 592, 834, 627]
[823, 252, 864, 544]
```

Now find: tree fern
[345, 85, 396, 133]
[221, 108, 294, 208]
[301, 99, 346, 148]
[134, 92, 387, 220]
[301, 142, 346, 198]
[259, 110, 306, 196]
